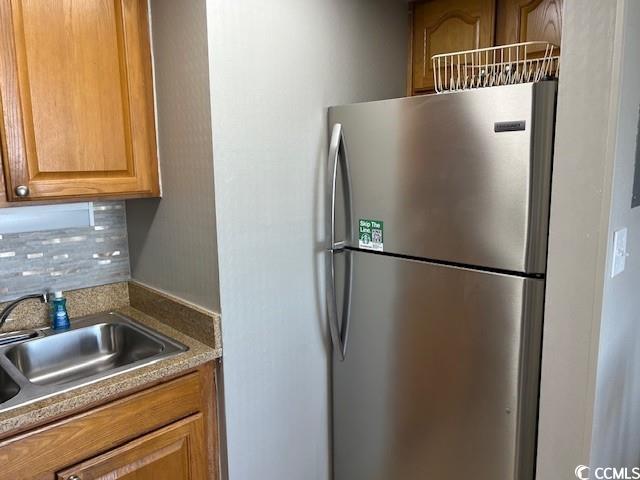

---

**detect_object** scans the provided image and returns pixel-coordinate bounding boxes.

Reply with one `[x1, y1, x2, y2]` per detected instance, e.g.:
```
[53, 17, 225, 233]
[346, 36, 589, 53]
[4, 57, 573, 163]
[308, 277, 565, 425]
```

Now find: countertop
[0, 306, 221, 438]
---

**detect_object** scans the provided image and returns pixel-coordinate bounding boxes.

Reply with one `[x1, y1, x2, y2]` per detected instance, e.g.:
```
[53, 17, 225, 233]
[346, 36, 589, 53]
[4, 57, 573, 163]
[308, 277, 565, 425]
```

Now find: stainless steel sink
[0, 312, 187, 412]
[0, 367, 19, 404]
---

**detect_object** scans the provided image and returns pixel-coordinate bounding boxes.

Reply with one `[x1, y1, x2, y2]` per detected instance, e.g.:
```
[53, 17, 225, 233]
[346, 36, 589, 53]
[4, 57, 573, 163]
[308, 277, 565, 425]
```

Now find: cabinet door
[0, 0, 159, 202]
[56, 414, 208, 480]
[410, 0, 495, 94]
[495, 0, 563, 50]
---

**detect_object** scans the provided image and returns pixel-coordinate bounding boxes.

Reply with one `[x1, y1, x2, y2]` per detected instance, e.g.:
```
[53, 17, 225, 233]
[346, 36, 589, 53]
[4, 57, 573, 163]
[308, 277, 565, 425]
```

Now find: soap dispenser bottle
[50, 291, 70, 330]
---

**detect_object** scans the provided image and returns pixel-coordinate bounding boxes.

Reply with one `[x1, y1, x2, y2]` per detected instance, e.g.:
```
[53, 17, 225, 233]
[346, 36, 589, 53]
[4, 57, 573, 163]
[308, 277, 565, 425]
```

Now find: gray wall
[126, 0, 220, 312]
[590, 0, 640, 469]
[0, 201, 129, 302]
[536, 0, 625, 477]
[205, 1, 407, 478]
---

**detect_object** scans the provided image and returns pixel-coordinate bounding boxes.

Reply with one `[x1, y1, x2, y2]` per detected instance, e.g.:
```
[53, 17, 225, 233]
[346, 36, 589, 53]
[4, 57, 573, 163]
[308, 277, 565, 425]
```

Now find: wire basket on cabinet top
[431, 42, 560, 93]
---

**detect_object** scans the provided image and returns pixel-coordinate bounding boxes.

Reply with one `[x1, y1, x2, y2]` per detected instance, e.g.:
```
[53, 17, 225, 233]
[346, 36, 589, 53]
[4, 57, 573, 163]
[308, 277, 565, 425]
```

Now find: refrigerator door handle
[328, 123, 353, 250]
[327, 123, 353, 361]
[327, 248, 352, 361]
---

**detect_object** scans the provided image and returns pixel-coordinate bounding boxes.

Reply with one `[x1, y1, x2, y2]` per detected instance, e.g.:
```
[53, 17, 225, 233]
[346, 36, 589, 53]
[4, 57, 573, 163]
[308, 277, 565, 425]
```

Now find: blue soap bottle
[50, 291, 70, 330]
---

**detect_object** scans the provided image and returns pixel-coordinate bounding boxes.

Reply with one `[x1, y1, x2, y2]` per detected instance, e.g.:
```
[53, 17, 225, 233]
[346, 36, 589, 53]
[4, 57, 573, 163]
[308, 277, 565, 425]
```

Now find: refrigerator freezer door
[328, 81, 556, 274]
[332, 251, 544, 480]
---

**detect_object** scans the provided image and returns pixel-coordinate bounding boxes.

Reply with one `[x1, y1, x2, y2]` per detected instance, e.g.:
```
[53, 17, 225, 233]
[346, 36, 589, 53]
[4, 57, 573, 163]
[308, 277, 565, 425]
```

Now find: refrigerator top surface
[328, 81, 557, 274]
[330, 81, 543, 108]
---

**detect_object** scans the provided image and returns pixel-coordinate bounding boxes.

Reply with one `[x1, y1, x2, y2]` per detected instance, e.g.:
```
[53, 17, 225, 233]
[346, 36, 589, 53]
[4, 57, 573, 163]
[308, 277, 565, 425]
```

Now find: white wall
[205, 1, 407, 478]
[127, 0, 220, 311]
[535, 0, 640, 477]
[536, 0, 621, 477]
[590, 0, 640, 469]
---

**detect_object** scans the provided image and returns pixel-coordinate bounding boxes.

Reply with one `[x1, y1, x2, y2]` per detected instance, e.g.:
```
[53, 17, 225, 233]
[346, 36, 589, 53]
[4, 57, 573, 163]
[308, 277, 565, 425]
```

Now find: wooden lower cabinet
[0, 362, 218, 480]
[56, 415, 207, 480]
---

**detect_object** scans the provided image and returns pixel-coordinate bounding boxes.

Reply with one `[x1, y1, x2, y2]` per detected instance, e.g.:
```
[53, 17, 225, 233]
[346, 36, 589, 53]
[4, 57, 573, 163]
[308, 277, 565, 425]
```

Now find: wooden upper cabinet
[495, 0, 563, 50]
[409, 0, 496, 94]
[56, 415, 207, 480]
[0, 0, 160, 202]
[407, 0, 563, 95]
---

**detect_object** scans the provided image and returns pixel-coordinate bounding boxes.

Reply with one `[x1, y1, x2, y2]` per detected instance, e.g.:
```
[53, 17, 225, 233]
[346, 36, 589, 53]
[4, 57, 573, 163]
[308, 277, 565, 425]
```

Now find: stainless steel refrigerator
[326, 81, 557, 480]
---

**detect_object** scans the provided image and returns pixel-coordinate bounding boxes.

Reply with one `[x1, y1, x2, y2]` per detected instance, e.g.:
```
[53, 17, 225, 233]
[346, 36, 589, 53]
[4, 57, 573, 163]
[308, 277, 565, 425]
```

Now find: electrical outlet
[612, 228, 628, 278]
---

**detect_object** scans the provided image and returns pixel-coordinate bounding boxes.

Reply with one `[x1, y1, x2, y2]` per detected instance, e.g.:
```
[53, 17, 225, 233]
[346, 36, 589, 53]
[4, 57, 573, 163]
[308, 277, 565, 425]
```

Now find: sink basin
[6, 323, 167, 386]
[0, 367, 19, 403]
[0, 312, 187, 412]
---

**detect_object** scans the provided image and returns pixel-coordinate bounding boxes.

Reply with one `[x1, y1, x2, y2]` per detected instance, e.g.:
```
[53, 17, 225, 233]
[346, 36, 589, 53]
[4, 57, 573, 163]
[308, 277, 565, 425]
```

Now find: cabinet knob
[67, 476, 80, 480]
[14, 185, 29, 197]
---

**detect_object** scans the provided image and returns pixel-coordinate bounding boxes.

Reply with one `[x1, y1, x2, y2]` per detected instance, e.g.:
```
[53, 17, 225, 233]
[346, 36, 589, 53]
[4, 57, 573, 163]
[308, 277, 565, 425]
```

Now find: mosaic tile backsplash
[0, 201, 130, 302]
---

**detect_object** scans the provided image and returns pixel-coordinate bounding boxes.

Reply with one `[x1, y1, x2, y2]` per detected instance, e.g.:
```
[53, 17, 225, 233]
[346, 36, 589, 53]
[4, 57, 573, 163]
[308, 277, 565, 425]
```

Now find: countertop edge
[0, 306, 221, 438]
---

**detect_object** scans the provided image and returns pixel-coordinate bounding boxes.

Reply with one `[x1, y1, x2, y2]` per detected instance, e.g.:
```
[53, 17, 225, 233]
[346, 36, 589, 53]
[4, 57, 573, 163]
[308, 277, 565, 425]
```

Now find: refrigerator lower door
[332, 250, 544, 480]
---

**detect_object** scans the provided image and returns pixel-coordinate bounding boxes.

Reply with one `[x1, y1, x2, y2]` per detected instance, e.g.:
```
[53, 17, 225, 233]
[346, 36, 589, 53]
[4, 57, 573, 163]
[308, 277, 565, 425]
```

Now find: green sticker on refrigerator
[359, 219, 384, 252]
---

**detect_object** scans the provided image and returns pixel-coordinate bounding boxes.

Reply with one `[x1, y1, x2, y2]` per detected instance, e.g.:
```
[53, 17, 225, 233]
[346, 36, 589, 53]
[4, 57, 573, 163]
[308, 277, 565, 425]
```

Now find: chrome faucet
[0, 293, 49, 331]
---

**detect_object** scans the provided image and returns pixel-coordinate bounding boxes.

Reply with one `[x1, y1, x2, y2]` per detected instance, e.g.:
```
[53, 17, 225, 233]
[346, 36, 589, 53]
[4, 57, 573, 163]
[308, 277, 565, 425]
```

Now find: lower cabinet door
[56, 414, 207, 480]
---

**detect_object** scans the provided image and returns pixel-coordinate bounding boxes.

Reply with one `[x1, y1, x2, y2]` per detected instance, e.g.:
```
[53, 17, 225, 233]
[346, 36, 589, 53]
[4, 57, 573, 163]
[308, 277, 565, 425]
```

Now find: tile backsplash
[0, 201, 130, 302]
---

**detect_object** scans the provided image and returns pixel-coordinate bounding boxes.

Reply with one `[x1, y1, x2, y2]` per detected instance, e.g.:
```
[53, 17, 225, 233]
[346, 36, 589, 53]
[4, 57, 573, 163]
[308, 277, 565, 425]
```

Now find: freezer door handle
[327, 123, 353, 361]
[327, 248, 352, 361]
[328, 123, 353, 250]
